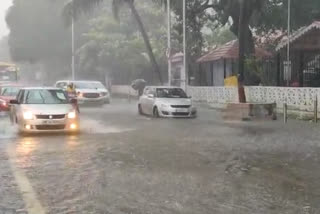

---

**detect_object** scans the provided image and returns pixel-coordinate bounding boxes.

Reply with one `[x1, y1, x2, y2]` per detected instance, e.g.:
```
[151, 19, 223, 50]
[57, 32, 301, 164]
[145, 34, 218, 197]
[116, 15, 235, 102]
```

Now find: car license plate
[176, 108, 189, 113]
[42, 120, 61, 125]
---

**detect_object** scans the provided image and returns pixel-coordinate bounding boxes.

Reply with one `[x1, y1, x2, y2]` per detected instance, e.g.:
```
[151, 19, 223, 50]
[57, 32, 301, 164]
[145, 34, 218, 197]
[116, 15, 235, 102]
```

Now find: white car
[55, 80, 110, 105]
[10, 87, 79, 133]
[138, 86, 197, 118]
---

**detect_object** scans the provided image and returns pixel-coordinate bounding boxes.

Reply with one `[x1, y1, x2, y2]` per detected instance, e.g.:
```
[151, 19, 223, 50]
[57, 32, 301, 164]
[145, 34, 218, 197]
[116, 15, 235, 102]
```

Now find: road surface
[0, 98, 320, 214]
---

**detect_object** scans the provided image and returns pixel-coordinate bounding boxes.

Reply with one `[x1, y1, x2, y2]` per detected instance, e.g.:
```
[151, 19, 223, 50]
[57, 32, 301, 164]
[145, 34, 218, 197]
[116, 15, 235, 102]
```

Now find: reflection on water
[16, 137, 39, 169]
[67, 135, 80, 148]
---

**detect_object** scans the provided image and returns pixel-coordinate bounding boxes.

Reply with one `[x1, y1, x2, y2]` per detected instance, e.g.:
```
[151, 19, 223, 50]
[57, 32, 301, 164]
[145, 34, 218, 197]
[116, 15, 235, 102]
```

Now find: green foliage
[204, 26, 236, 47]
[77, 1, 168, 83]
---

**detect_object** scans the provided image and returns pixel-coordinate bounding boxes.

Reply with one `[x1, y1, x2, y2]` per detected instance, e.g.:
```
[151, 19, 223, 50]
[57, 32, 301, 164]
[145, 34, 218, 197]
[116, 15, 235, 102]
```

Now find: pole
[283, 103, 288, 123]
[183, 0, 187, 91]
[71, 0, 75, 80]
[167, 0, 172, 86]
[238, 0, 246, 103]
[286, 0, 291, 86]
[314, 96, 318, 123]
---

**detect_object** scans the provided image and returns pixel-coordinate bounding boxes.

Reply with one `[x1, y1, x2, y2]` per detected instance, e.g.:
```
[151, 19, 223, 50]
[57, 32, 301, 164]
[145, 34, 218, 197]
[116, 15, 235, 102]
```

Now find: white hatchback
[10, 87, 79, 133]
[138, 86, 197, 118]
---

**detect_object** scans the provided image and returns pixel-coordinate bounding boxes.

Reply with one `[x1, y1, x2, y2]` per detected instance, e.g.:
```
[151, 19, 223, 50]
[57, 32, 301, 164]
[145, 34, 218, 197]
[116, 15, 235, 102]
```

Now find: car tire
[138, 104, 143, 115]
[153, 106, 160, 118]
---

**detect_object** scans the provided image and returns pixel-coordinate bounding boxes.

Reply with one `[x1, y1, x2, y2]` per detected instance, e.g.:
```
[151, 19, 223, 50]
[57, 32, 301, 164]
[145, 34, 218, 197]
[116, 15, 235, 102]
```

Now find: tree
[63, 0, 163, 84]
[77, 1, 169, 84]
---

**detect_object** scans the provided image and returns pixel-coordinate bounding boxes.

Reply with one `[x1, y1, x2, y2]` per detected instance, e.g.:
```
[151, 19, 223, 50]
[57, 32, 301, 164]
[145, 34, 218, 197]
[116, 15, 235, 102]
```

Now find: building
[197, 40, 272, 86]
[276, 21, 320, 87]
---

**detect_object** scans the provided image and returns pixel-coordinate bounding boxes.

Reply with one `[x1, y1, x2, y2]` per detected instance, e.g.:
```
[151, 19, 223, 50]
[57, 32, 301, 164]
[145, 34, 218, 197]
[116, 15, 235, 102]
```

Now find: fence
[112, 85, 320, 112]
[188, 86, 320, 112]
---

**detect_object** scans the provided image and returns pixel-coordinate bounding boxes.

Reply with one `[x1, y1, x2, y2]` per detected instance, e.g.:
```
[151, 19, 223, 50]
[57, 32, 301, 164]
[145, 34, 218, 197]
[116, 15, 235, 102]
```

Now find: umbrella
[131, 79, 146, 91]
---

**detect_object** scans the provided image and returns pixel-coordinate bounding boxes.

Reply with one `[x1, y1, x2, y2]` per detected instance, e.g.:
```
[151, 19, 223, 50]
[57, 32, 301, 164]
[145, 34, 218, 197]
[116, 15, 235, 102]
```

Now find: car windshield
[1, 87, 20, 96]
[156, 88, 188, 98]
[23, 89, 69, 104]
[74, 82, 105, 89]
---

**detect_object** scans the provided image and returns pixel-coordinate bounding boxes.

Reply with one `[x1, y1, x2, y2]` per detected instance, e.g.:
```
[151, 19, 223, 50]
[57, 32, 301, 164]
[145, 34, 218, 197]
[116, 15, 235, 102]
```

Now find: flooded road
[1, 98, 320, 214]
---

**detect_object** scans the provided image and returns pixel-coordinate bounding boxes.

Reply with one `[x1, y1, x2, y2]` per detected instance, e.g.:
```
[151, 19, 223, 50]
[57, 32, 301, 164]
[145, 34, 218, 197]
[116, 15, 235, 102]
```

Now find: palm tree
[63, 0, 163, 84]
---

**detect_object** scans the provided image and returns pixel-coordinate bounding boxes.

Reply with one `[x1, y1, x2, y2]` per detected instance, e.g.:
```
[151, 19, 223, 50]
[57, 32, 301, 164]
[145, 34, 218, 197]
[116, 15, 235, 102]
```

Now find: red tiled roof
[276, 21, 320, 51]
[197, 40, 272, 63]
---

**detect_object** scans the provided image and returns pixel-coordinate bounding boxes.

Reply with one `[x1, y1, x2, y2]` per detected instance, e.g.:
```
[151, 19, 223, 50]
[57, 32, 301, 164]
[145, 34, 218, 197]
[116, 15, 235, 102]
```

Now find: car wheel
[153, 106, 160, 118]
[138, 104, 143, 115]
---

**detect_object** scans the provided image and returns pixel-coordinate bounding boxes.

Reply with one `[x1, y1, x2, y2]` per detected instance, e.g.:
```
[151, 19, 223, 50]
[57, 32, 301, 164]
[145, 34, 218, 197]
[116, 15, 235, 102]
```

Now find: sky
[0, 0, 12, 38]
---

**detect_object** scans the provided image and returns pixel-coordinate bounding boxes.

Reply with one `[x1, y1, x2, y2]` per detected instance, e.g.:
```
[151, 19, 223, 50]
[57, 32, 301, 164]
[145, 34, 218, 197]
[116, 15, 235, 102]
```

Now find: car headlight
[160, 103, 169, 108]
[23, 111, 33, 120]
[67, 111, 77, 119]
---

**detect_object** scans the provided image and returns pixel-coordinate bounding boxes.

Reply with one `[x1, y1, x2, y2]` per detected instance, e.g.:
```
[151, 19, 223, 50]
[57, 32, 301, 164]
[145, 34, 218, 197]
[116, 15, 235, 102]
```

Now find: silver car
[138, 86, 197, 118]
[55, 80, 111, 105]
[10, 87, 80, 133]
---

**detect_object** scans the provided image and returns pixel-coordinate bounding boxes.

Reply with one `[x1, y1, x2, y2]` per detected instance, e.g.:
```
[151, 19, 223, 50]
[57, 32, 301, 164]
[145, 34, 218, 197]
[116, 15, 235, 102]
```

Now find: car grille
[171, 105, 191, 108]
[36, 114, 66, 119]
[83, 93, 100, 98]
[172, 112, 190, 116]
[35, 125, 66, 130]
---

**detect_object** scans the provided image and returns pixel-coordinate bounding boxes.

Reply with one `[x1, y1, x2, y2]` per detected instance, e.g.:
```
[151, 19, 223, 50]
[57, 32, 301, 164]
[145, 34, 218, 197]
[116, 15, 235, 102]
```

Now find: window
[1, 87, 21, 97]
[156, 88, 187, 98]
[23, 89, 69, 104]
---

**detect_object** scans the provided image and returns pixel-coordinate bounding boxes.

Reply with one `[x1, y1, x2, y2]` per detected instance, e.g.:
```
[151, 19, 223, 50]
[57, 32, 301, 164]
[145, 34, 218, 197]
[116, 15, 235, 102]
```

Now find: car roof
[21, 87, 61, 90]
[146, 86, 183, 89]
[0, 84, 23, 87]
[56, 80, 102, 83]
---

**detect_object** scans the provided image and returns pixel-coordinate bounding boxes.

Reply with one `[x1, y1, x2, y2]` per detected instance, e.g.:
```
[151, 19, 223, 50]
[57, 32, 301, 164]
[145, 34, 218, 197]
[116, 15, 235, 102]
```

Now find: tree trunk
[126, 1, 163, 84]
[238, 0, 246, 103]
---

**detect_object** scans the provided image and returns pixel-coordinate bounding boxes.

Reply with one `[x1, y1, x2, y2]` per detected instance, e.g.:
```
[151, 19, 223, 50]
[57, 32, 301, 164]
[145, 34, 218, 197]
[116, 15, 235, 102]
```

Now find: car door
[10, 89, 23, 124]
[145, 88, 156, 115]
[139, 87, 149, 114]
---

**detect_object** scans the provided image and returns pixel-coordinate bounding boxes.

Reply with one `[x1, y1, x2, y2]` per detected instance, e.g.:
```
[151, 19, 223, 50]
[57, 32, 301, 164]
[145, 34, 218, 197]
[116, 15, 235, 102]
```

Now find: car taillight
[0, 100, 6, 107]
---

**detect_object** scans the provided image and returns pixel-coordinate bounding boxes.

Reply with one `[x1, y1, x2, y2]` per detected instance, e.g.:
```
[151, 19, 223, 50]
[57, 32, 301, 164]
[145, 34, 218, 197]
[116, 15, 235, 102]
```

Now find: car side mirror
[70, 98, 77, 104]
[148, 94, 154, 98]
[9, 100, 19, 105]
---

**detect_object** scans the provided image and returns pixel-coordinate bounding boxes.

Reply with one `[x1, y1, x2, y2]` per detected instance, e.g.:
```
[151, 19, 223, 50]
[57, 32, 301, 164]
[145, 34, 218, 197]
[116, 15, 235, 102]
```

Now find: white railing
[112, 85, 320, 112]
[187, 86, 239, 103]
[245, 87, 320, 111]
[189, 86, 320, 112]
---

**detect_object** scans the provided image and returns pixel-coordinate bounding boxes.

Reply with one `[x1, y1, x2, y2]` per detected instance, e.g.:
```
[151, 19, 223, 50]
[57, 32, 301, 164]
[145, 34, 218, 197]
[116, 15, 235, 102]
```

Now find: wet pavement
[0, 98, 320, 214]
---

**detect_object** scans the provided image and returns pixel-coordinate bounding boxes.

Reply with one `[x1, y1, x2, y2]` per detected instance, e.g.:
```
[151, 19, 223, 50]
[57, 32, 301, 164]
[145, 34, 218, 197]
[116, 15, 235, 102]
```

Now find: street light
[183, 0, 187, 91]
[167, 0, 171, 86]
[71, 0, 75, 81]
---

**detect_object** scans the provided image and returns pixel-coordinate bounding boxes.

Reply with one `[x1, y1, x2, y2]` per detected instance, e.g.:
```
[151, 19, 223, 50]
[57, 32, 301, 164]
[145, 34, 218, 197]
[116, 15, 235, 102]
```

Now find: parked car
[55, 80, 110, 105]
[138, 86, 197, 118]
[10, 87, 80, 133]
[0, 84, 23, 111]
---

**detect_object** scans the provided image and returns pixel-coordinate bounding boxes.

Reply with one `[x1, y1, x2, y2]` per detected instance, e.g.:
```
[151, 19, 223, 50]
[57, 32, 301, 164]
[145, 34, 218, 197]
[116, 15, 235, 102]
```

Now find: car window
[143, 87, 150, 95]
[56, 82, 65, 88]
[23, 89, 69, 104]
[74, 82, 105, 89]
[17, 90, 24, 103]
[1, 87, 21, 96]
[156, 88, 187, 98]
